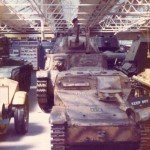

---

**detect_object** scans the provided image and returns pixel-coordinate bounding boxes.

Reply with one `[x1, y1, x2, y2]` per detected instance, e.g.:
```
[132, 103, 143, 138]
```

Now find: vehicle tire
[14, 103, 29, 134]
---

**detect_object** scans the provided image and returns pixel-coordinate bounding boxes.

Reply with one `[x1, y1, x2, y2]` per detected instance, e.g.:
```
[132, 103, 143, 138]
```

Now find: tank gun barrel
[115, 93, 136, 121]
[75, 25, 80, 43]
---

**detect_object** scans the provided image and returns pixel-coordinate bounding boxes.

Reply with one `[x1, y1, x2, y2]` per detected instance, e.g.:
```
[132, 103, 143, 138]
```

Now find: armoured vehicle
[49, 55, 150, 150]
[116, 38, 150, 76]
[36, 33, 126, 112]
[0, 37, 32, 134]
[49, 36, 150, 149]
[37, 29, 150, 149]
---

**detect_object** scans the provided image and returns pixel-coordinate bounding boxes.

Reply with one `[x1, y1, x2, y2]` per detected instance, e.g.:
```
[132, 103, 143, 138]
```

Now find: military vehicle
[0, 37, 32, 134]
[0, 78, 29, 134]
[0, 57, 32, 92]
[36, 33, 150, 115]
[49, 36, 150, 150]
[37, 28, 150, 149]
[116, 38, 150, 76]
[49, 55, 150, 150]
[36, 31, 126, 112]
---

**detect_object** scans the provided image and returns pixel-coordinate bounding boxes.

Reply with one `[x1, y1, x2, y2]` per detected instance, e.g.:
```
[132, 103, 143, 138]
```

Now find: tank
[36, 31, 150, 149]
[0, 37, 32, 135]
[49, 37, 150, 149]
[36, 33, 126, 112]
[50, 66, 150, 150]
[116, 38, 150, 76]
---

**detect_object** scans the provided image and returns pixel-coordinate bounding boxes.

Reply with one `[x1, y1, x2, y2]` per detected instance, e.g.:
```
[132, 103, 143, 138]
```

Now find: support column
[41, 19, 45, 40]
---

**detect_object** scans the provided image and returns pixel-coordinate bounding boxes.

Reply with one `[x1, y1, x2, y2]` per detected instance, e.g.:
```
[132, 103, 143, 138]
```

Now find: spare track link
[140, 120, 150, 150]
[51, 123, 67, 150]
[37, 78, 47, 105]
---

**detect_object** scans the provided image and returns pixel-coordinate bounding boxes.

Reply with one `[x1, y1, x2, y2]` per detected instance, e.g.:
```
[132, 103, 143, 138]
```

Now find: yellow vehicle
[0, 37, 32, 134]
[0, 78, 29, 134]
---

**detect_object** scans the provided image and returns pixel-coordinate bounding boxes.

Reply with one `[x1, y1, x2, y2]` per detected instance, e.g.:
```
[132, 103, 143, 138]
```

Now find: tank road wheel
[14, 104, 29, 134]
[37, 78, 53, 113]
[140, 120, 150, 150]
[51, 123, 67, 150]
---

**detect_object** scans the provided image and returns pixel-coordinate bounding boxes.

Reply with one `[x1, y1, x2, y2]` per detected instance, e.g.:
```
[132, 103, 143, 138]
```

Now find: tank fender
[50, 106, 66, 124]
[12, 91, 27, 105]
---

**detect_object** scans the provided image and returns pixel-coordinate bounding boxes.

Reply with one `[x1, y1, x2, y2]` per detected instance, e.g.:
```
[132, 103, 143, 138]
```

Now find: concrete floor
[0, 71, 50, 150]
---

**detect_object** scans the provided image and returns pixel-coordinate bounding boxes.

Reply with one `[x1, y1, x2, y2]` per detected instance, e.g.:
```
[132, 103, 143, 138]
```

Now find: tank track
[37, 78, 48, 111]
[51, 123, 67, 150]
[50, 121, 150, 150]
[140, 121, 150, 150]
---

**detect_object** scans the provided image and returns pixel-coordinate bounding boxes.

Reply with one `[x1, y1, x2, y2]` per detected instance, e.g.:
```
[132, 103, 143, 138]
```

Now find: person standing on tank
[68, 18, 84, 36]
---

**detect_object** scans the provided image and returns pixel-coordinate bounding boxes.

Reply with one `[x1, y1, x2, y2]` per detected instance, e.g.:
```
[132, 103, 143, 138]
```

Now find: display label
[129, 97, 150, 109]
